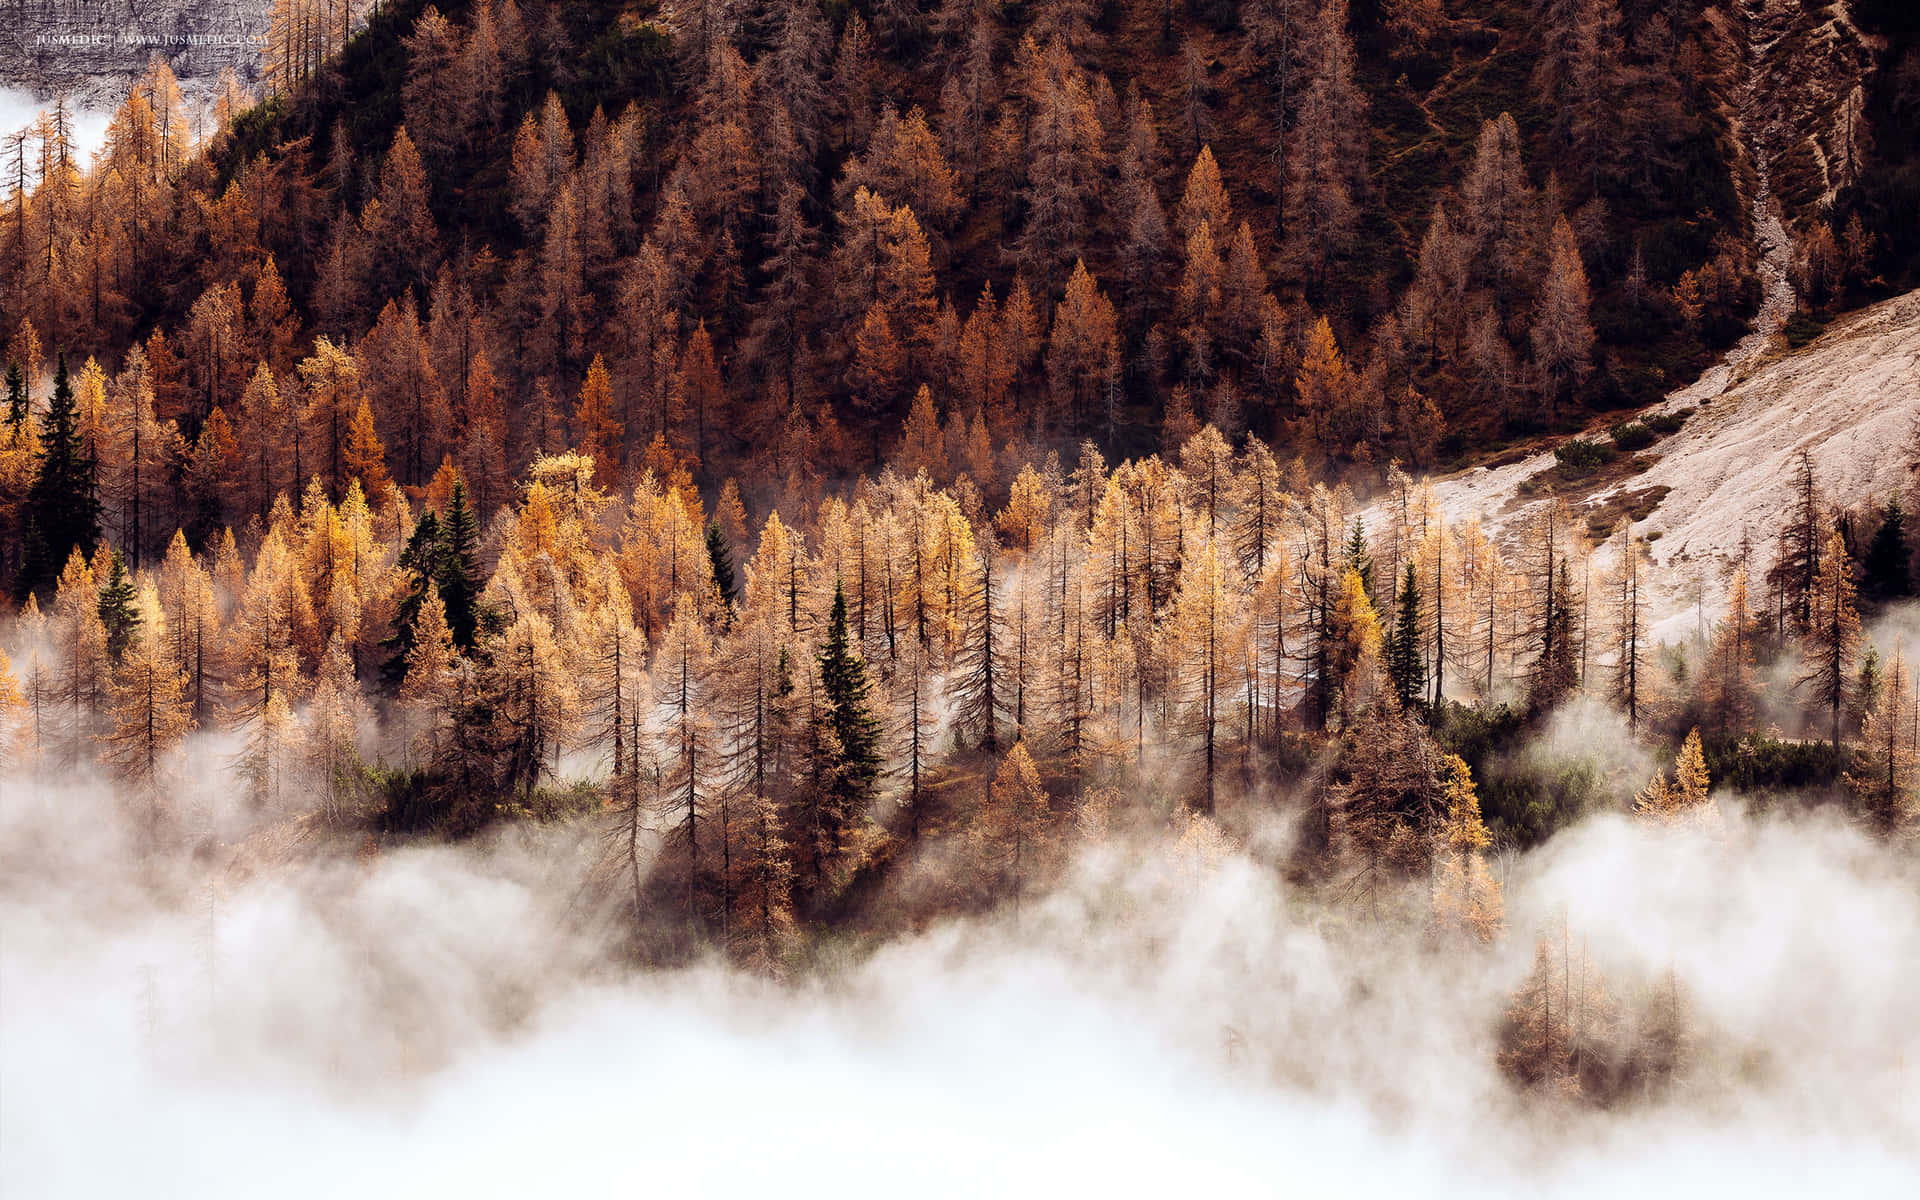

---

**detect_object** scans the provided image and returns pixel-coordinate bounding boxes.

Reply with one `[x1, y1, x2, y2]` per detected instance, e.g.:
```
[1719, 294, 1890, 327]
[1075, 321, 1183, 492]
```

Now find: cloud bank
[3, 768, 1917, 1198]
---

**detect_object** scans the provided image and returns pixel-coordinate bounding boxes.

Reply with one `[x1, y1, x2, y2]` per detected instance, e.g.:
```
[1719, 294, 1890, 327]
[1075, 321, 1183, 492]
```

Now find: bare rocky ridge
[0, 0, 272, 109]
[1633, 289, 1920, 636]
[1735, 0, 1883, 220]
[1409, 285, 1920, 638]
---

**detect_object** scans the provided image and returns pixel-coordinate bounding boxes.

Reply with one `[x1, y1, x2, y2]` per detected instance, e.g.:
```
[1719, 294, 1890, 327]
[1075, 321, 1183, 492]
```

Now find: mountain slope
[1403, 284, 1920, 637]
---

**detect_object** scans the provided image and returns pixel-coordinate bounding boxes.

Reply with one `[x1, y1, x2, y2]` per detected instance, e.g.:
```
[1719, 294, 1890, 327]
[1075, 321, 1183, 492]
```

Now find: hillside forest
[2, 0, 1920, 1131]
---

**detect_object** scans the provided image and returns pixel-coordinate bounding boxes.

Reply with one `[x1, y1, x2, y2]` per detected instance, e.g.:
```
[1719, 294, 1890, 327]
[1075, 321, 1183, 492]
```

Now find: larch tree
[372, 125, 441, 289]
[156, 531, 221, 725]
[952, 531, 1003, 754]
[654, 594, 713, 920]
[100, 582, 192, 823]
[403, 6, 465, 169]
[1847, 644, 1913, 833]
[1013, 43, 1107, 281]
[1635, 728, 1720, 829]
[1800, 530, 1861, 750]
[305, 631, 368, 826]
[971, 740, 1052, 917]
[1331, 706, 1452, 901]
[1293, 315, 1351, 453]
[1174, 145, 1232, 242]
[1769, 450, 1823, 636]
[1531, 215, 1595, 420]
[891, 391, 944, 484]
[1702, 566, 1758, 731]
[487, 571, 580, 794]
[1168, 532, 1245, 815]
[297, 339, 364, 500]
[1608, 523, 1649, 728]
[573, 354, 624, 485]
[1429, 753, 1503, 943]
[342, 396, 392, 500]
[0, 649, 28, 775]
[399, 587, 461, 766]
[1285, 0, 1367, 285]
[358, 294, 446, 488]
[227, 528, 313, 737]
[1461, 112, 1538, 324]
[583, 567, 654, 917]
[1499, 926, 1619, 1097]
[714, 612, 799, 952]
[1324, 565, 1382, 730]
[1524, 501, 1579, 714]
[1052, 259, 1121, 437]
[53, 551, 110, 765]
[728, 773, 797, 972]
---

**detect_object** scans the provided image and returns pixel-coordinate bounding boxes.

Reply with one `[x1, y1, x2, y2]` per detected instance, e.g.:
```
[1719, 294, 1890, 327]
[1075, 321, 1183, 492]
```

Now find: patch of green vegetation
[571, 21, 675, 115]
[1645, 407, 1693, 435]
[372, 765, 600, 838]
[1704, 733, 1853, 802]
[1609, 421, 1658, 452]
[1553, 436, 1617, 473]
[1431, 702, 1611, 847]
[1783, 310, 1829, 348]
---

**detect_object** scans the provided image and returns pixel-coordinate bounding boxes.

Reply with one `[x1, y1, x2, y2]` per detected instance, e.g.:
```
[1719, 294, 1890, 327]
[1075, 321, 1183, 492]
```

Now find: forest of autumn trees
[0, 0, 1917, 1109]
[1, 364, 1917, 956]
[10, 0, 1884, 544]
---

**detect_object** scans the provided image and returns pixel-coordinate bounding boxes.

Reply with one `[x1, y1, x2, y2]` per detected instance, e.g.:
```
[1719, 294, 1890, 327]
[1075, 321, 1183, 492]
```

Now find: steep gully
[1388, 0, 1920, 643]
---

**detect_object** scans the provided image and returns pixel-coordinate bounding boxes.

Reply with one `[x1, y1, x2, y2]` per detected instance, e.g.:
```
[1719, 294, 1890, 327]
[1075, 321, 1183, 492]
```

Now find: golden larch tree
[972, 741, 1053, 916]
[100, 582, 193, 825]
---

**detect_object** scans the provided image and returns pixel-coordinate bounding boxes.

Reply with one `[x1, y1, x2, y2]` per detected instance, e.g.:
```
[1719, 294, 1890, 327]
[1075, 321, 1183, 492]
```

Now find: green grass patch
[1783, 310, 1829, 348]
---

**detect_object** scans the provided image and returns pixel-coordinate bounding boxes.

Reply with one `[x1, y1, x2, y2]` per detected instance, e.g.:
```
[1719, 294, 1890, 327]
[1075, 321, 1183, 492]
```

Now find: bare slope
[1414, 287, 1920, 639]
[1629, 288, 1920, 633]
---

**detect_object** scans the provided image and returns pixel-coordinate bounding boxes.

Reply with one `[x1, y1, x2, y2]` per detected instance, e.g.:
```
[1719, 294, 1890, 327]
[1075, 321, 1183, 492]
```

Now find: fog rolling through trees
[3, 746, 1918, 1197]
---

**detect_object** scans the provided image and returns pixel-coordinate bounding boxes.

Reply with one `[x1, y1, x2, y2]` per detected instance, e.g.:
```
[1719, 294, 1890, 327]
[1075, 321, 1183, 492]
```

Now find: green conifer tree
[3, 359, 25, 432]
[1862, 496, 1911, 603]
[97, 552, 141, 664]
[437, 479, 486, 649]
[1344, 518, 1373, 599]
[801, 582, 881, 888]
[381, 510, 446, 685]
[1387, 562, 1426, 713]
[21, 356, 101, 599]
[706, 521, 737, 608]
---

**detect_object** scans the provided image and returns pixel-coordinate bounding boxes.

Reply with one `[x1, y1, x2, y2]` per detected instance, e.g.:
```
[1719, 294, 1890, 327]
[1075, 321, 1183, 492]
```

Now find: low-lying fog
[3, 761, 1917, 1198]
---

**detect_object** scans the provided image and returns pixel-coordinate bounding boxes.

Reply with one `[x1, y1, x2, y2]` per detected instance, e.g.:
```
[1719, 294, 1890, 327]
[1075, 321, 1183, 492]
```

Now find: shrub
[1783, 311, 1829, 348]
[1553, 437, 1616, 472]
[1609, 421, 1657, 452]
[1646, 407, 1693, 435]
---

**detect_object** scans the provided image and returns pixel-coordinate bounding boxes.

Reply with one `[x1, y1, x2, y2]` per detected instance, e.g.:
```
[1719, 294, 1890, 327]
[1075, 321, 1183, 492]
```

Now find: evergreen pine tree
[96, 552, 141, 664]
[1861, 496, 1911, 603]
[1530, 559, 1580, 713]
[437, 479, 486, 649]
[21, 356, 101, 599]
[1387, 562, 1426, 713]
[806, 582, 881, 876]
[1344, 518, 1373, 599]
[706, 521, 738, 607]
[3, 359, 24, 432]
[381, 510, 445, 685]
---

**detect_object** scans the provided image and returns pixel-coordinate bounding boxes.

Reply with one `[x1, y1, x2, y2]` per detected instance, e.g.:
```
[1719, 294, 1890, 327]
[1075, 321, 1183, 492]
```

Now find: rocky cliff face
[0, 0, 273, 107]
[1735, 0, 1884, 223]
